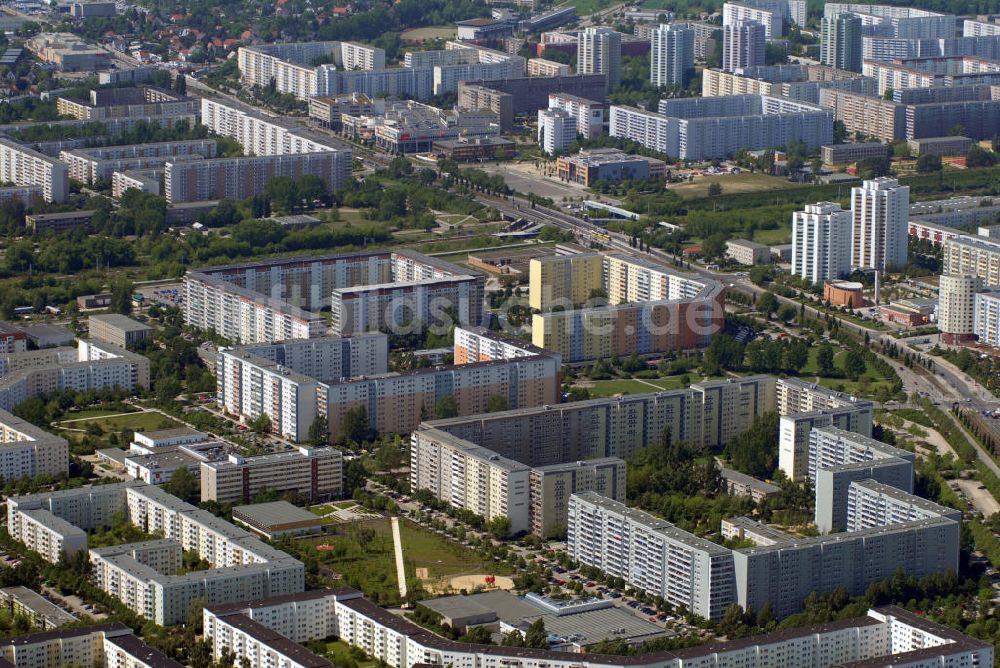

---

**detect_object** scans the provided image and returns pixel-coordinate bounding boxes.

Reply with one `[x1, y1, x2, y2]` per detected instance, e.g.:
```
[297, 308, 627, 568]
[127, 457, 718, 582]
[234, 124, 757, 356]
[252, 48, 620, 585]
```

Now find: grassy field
[400, 25, 456, 41]
[78, 412, 180, 434]
[752, 227, 791, 245]
[670, 173, 805, 200]
[54, 411, 182, 453]
[301, 518, 510, 606]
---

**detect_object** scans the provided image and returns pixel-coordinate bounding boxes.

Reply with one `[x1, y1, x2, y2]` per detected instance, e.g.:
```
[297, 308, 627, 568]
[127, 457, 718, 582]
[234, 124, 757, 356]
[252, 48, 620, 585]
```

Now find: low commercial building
[878, 298, 936, 326]
[907, 135, 973, 156]
[719, 467, 780, 501]
[88, 314, 152, 349]
[555, 150, 664, 186]
[25, 32, 109, 71]
[232, 501, 324, 539]
[456, 18, 512, 40]
[821, 142, 891, 165]
[725, 238, 771, 265]
[25, 210, 94, 235]
[201, 447, 343, 505]
[824, 280, 866, 307]
[431, 136, 515, 161]
[204, 589, 994, 668]
[308, 93, 380, 130]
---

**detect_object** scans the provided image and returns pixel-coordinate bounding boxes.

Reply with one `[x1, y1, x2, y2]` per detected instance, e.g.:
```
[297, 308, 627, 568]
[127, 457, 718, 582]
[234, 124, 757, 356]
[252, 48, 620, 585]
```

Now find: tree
[707, 182, 723, 196]
[487, 515, 511, 538]
[723, 412, 779, 478]
[756, 291, 778, 317]
[967, 144, 998, 168]
[173, 74, 187, 95]
[247, 413, 272, 434]
[109, 278, 134, 315]
[817, 343, 836, 376]
[916, 153, 942, 173]
[434, 395, 458, 419]
[339, 405, 370, 444]
[163, 465, 199, 503]
[486, 395, 510, 413]
[308, 415, 329, 446]
[856, 156, 891, 179]
[524, 619, 548, 649]
[776, 303, 797, 323]
[842, 349, 867, 381]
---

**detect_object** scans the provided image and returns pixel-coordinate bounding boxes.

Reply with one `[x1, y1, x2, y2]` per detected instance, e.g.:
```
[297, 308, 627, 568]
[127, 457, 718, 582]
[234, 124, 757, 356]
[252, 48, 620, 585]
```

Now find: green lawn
[84, 412, 181, 434]
[888, 408, 934, 428]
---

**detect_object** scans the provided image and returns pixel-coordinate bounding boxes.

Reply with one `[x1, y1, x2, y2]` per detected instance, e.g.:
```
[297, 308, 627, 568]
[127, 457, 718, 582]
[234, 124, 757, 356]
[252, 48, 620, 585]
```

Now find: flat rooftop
[232, 501, 322, 529]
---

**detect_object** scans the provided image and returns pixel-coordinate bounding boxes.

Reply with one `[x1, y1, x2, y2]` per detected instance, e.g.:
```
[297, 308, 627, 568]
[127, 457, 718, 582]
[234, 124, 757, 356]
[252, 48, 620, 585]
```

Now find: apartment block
[0, 341, 150, 412]
[578, 27, 621, 91]
[238, 41, 386, 98]
[216, 334, 387, 440]
[944, 234, 1000, 285]
[457, 84, 514, 131]
[321, 352, 560, 437]
[610, 95, 832, 160]
[55, 86, 197, 121]
[0, 137, 69, 203]
[457, 75, 608, 116]
[0, 408, 68, 481]
[60, 139, 216, 184]
[791, 202, 853, 285]
[453, 326, 552, 364]
[939, 274, 982, 343]
[973, 288, 1000, 347]
[164, 151, 350, 204]
[817, 89, 903, 143]
[851, 177, 910, 272]
[0, 623, 185, 668]
[200, 447, 343, 505]
[724, 2, 782, 38]
[531, 254, 724, 362]
[87, 314, 152, 350]
[528, 253, 604, 311]
[528, 58, 571, 77]
[811, 427, 916, 532]
[184, 250, 477, 344]
[702, 65, 876, 104]
[650, 23, 694, 88]
[548, 93, 605, 138]
[723, 20, 766, 71]
[203, 588, 993, 668]
[568, 492, 736, 621]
